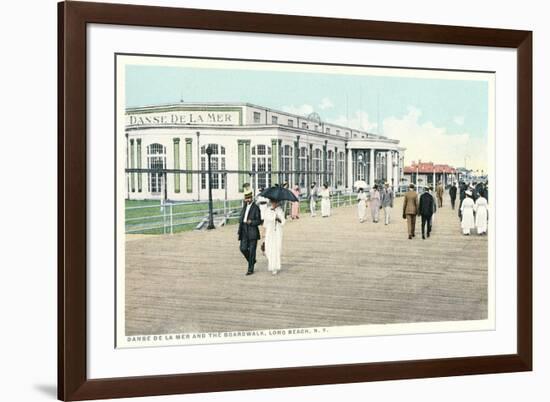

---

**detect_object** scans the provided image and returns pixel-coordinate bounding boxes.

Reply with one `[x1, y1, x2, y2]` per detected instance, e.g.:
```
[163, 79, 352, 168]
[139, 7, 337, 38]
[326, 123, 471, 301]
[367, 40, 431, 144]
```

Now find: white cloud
[281, 103, 314, 116]
[383, 106, 487, 171]
[453, 115, 465, 126]
[318, 97, 334, 110]
[327, 110, 378, 132]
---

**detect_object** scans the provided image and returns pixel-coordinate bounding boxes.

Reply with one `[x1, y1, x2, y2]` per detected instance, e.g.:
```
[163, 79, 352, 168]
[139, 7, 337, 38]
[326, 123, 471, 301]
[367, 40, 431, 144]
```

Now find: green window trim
[271, 138, 278, 186]
[130, 139, 135, 192]
[136, 139, 142, 192]
[185, 138, 193, 193]
[173, 138, 181, 193]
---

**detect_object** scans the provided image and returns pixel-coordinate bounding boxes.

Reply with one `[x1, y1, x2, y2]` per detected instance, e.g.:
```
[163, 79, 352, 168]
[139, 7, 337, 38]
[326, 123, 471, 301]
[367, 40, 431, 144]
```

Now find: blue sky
[126, 63, 490, 170]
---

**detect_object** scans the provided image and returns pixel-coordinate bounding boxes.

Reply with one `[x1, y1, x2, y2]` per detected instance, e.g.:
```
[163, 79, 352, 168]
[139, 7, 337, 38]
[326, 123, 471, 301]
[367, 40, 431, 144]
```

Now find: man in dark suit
[238, 190, 262, 276]
[418, 186, 437, 239]
[449, 182, 458, 210]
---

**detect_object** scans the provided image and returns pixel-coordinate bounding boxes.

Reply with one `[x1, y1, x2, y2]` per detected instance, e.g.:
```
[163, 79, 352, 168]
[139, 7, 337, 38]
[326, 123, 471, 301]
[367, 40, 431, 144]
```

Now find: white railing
[125, 191, 358, 234]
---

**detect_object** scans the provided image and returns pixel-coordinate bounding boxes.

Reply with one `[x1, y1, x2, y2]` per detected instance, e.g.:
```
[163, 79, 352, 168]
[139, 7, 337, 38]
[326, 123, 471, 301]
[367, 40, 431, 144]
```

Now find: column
[136, 139, 142, 192]
[294, 136, 300, 187]
[244, 140, 251, 187]
[344, 143, 349, 189]
[323, 140, 328, 185]
[173, 138, 180, 193]
[196, 132, 200, 201]
[130, 139, 135, 192]
[393, 152, 399, 192]
[308, 143, 313, 188]
[271, 138, 279, 185]
[386, 150, 393, 187]
[278, 139, 283, 184]
[351, 149, 358, 186]
[334, 146, 338, 188]
[369, 148, 375, 186]
[185, 138, 193, 193]
[432, 171, 436, 188]
[238, 140, 250, 191]
[125, 134, 129, 196]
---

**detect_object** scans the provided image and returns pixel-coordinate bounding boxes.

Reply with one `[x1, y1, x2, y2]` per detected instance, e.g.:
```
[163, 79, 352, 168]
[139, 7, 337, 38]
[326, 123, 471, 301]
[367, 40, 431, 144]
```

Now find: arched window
[281, 144, 293, 184]
[252, 145, 272, 190]
[356, 152, 365, 181]
[147, 143, 166, 194]
[200, 144, 226, 190]
[298, 147, 308, 188]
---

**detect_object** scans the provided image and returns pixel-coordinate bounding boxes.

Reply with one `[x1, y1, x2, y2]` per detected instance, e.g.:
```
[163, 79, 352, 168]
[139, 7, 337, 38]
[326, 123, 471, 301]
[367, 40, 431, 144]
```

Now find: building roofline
[125, 102, 392, 141]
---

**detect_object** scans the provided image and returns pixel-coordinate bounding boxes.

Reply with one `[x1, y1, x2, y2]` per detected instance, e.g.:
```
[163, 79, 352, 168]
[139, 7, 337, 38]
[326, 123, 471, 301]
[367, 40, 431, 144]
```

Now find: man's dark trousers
[237, 201, 261, 274]
[421, 215, 432, 237]
[240, 237, 257, 273]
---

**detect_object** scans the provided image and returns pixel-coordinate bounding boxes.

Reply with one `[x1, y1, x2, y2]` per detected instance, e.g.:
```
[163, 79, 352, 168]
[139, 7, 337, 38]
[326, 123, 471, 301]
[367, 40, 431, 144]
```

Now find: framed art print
[58, 1, 532, 400]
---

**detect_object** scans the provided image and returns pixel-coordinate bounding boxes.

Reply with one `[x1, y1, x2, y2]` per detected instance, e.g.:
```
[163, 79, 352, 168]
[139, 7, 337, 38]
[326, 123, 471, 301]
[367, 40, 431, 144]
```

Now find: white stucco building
[125, 102, 405, 201]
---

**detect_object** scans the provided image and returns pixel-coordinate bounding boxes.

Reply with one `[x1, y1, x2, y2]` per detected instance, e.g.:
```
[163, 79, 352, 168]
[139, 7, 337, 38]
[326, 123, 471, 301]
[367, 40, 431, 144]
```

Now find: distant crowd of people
[402, 180, 489, 239]
[237, 179, 489, 276]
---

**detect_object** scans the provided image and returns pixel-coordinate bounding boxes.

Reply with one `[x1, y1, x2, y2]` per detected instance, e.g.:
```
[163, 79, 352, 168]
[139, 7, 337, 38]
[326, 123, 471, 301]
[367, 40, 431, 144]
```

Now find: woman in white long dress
[357, 188, 367, 223]
[369, 185, 381, 223]
[474, 195, 488, 235]
[263, 200, 286, 275]
[460, 191, 475, 235]
[320, 184, 331, 217]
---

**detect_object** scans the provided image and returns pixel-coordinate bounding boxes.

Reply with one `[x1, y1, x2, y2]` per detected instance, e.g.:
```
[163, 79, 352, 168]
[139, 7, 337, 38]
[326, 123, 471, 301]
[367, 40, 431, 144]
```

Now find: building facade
[125, 102, 406, 201]
[403, 161, 457, 189]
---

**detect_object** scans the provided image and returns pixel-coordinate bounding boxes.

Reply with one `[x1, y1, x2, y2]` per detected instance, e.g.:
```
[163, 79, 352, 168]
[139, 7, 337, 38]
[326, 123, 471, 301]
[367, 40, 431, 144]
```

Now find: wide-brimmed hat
[244, 190, 253, 199]
[465, 190, 472, 197]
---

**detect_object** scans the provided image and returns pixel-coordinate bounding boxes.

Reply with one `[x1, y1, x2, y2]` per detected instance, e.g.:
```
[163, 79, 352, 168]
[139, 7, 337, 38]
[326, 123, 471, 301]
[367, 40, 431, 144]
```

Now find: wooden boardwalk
[125, 194, 488, 335]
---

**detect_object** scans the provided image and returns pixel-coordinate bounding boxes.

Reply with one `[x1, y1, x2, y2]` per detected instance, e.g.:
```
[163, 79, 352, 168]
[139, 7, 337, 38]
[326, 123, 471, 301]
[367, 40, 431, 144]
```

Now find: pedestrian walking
[320, 183, 331, 217]
[458, 181, 466, 219]
[238, 190, 262, 276]
[449, 182, 457, 210]
[357, 188, 367, 223]
[309, 182, 318, 217]
[402, 183, 418, 239]
[263, 199, 285, 275]
[436, 181, 444, 208]
[460, 190, 475, 235]
[380, 182, 394, 225]
[291, 184, 300, 220]
[418, 186, 437, 239]
[369, 184, 381, 223]
[474, 194, 488, 235]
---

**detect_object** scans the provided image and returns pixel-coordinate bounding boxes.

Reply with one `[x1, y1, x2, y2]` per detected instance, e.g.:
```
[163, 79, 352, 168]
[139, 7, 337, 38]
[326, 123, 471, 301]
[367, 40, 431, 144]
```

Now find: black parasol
[260, 186, 299, 202]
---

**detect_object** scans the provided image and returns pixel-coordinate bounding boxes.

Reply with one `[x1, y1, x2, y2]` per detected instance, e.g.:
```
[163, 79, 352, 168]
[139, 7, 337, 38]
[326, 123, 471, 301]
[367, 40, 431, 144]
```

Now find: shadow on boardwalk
[125, 195, 488, 336]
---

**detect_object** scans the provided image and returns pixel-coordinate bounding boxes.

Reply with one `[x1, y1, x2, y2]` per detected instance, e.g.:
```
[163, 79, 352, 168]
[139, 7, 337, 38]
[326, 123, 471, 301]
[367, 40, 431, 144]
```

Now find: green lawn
[125, 194, 357, 235]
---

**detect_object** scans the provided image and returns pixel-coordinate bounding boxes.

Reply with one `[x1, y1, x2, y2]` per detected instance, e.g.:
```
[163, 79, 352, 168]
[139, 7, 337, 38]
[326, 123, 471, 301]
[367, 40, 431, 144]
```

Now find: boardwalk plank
[125, 195, 488, 335]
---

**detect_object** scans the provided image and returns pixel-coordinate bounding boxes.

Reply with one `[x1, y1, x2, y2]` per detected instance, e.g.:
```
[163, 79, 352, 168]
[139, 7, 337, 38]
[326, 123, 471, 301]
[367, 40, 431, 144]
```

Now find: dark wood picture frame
[58, 1, 532, 400]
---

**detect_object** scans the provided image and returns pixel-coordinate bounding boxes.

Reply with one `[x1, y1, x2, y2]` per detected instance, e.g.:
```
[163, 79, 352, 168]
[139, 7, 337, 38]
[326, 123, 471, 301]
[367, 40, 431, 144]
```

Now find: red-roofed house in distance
[403, 160, 457, 191]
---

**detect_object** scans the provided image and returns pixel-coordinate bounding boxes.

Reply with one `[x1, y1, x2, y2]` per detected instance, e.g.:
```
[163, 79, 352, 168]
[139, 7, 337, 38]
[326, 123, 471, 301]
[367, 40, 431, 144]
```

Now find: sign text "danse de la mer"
[127, 111, 240, 126]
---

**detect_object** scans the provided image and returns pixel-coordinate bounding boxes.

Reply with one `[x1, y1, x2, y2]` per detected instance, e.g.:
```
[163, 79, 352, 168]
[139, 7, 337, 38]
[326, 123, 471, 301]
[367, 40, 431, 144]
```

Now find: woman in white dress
[263, 200, 286, 275]
[320, 184, 331, 217]
[369, 185, 381, 223]
[460, 190, 475, 235]
[357, 188, 367, 223]
[474, 195, 488, 235]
